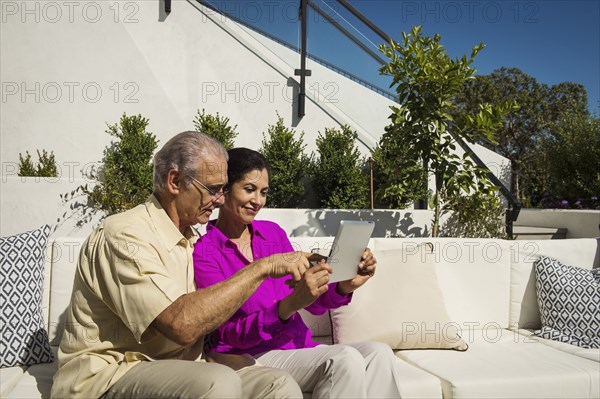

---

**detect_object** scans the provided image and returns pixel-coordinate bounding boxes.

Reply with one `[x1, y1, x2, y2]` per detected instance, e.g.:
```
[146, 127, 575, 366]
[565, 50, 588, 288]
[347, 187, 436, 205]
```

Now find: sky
[207, 0, 600, 114]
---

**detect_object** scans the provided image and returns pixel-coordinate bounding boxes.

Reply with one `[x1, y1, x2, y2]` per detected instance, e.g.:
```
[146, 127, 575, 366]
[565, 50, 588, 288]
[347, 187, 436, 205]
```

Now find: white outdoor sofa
[1, 234, 598, 398]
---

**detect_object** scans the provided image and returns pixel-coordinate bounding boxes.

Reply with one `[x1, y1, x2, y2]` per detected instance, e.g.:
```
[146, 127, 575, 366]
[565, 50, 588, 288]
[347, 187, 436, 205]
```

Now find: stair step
[513, 226, 567, 240]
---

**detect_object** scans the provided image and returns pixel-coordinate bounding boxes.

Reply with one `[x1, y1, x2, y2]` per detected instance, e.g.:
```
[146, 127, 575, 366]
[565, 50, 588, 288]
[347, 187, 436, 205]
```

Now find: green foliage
[440, 191, 508, 239]
[540, 84, 598, 204]
[378, 26, 513, 236]
[456, 67, 550, 203]
[193, 108, 238, 150]
[18, 150, 58, 177]
[17, 152, 37, 176]
[455, 68, 593, 206]
[312, 126, 369, 208]
[543, 114, 600, 202]
[83, 113, 158, 215]
[260, 115, 311, 208]
[372, 133, 428, 208]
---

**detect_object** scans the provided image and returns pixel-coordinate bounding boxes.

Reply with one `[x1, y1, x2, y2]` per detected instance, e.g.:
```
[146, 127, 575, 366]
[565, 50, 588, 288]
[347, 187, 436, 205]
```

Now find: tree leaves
[455, 67, 593, 205]
[377, 26, 510, 237]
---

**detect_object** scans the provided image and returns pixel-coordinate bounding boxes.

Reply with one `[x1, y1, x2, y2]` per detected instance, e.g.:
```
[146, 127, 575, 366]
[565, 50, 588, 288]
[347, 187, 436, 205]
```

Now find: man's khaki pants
[102, 360, 302, 398]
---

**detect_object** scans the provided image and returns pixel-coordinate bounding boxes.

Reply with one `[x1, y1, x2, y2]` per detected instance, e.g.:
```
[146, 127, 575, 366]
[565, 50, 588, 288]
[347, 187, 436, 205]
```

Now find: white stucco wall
[3, 175, 598, 240]
[1, 0, 508, 172]
[1, 0, 512, 238]
[0, 176, 436, 239]
[0, 177, 102, 238]
[1, 0, 383, 177]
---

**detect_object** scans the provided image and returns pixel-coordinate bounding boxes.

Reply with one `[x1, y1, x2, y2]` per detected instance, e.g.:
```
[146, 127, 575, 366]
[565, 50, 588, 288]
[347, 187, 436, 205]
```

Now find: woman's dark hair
[226, 148, 270, 188]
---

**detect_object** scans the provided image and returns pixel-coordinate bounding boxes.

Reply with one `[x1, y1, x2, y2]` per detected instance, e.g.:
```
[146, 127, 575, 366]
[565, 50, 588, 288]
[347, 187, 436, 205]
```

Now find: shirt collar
[249, 221, 266, 240]
[146, 194, 199, 250]
[206, 220, 265, 245]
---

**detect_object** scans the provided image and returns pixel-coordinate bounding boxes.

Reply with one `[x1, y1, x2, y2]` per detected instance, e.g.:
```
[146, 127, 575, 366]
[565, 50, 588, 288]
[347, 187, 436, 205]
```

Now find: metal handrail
[194, 0, 397, 101]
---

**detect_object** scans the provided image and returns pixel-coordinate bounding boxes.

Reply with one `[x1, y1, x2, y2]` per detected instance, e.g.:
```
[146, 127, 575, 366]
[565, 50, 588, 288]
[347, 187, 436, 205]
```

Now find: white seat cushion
[392, 357, 443, 399]
[4, 347, 58, 399]
[396, 330, 600, 398]
[515, 329, 600, 363]
[0, 366, 26, 397]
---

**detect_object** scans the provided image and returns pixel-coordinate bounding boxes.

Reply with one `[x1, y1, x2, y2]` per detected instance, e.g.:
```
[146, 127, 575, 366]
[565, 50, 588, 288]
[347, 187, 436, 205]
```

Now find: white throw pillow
[330, 245, 468, 351]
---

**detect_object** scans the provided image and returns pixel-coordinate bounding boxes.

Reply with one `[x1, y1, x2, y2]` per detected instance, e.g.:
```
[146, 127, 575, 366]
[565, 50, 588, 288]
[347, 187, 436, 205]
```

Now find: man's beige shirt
[52, 195, 201, 399]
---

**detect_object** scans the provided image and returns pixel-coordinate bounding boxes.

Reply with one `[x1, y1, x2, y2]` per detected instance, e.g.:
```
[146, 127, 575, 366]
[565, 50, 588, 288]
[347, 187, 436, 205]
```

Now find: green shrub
[18, 150, 58, 177]
[312, 125, 369, 208]
[83, 113, 158, 215]
[440, 191, 508, 239]
[372, 131, 428, 209]
[260, 115, 311, 208]
[193, 108, 238, 150]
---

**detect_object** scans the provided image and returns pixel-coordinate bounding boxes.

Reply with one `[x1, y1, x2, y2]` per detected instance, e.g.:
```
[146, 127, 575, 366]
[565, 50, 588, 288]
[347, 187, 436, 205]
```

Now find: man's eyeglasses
[187, 175, 227, 200]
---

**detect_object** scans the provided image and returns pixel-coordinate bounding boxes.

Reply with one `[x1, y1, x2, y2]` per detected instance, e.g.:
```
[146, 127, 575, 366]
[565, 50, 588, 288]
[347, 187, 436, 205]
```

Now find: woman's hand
[277, 260, 332, 321]
[336, 248, 376, 295]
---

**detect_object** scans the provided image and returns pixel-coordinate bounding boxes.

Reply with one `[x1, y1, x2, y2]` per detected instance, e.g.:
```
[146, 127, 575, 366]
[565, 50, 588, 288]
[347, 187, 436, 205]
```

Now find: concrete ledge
[513, 226, 568, 240]
[515, 208, 600, 238]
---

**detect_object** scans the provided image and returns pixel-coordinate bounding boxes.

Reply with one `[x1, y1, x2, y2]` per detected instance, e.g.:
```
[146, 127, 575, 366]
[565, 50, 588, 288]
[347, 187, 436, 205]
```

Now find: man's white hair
[153, 131, 228, 195]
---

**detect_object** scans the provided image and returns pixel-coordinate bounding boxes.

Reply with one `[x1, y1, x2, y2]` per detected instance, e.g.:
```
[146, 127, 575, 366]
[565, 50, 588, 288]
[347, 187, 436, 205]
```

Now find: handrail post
[294, 0, 311, 118]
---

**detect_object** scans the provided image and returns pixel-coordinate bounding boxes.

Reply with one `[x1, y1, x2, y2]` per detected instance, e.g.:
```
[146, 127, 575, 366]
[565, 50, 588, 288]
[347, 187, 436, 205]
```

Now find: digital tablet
[324, 220, 375, 283]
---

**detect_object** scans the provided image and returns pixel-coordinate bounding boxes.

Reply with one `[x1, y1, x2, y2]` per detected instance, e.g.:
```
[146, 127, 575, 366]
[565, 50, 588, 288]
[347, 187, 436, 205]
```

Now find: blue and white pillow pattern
[533, 256, 599, 349]
[1, 225, 54, 367]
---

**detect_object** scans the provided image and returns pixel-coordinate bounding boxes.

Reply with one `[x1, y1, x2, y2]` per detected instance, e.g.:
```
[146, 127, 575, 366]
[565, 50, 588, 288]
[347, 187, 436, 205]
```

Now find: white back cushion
[373, 238, 512, 329]
[41, 242, 53, 337]
[509, 238, 599, 330]
[47, 238, 84, 345]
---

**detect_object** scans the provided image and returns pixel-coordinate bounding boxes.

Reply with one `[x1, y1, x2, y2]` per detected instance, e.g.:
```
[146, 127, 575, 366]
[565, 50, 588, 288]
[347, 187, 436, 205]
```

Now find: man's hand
[336, 248, 376, 295]
[259, 251, 312, 283]
[278, 260, 332, 320]
[152, 251, 313, 347]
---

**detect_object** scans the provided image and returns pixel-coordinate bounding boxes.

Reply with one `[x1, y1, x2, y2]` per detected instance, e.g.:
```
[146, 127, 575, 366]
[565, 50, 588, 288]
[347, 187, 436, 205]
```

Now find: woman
[193, 148, 400, 398]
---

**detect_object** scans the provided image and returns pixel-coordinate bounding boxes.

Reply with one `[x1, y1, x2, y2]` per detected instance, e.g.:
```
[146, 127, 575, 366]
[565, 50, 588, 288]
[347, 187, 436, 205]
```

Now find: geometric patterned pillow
[533, 256, 599, 349]
[534, 326, 599, 348]
[0, 225, 54, 367]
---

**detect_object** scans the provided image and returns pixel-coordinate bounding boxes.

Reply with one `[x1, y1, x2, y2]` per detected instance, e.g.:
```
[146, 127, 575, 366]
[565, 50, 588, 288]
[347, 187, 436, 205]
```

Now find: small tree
[193, 108, 238, 150]
[379, 26, 514, 236]
[83, 113, 158, 215]
[18, 150, 58, 177]
[260, 115, 311, 208]
[312, 125, 369, 208]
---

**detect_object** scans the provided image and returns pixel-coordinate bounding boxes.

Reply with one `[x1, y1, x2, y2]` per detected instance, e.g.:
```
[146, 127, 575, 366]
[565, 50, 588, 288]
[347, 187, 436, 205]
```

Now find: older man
[52, 132, 306, 399]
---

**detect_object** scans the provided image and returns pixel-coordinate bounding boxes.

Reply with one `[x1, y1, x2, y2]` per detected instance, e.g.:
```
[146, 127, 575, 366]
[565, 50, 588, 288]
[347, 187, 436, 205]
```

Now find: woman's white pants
[257, 341, 401, 398]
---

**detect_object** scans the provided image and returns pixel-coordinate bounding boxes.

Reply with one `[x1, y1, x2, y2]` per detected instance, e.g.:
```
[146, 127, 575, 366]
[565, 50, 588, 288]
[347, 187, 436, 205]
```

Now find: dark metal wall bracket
[165, 0, 171, 14]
